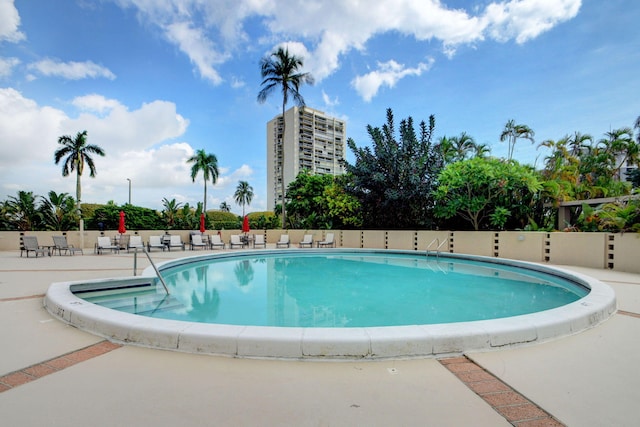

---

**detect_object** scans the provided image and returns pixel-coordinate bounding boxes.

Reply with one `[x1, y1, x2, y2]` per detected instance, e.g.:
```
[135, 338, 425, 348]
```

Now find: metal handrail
[134, 248, 170, 295]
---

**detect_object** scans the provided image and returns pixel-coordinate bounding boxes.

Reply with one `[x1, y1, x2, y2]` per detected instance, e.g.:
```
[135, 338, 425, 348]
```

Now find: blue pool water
[77, 251, 588, 328]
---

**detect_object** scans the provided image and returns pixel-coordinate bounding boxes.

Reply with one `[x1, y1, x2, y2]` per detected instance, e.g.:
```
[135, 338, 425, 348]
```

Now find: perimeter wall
[2, 230, 639, 274]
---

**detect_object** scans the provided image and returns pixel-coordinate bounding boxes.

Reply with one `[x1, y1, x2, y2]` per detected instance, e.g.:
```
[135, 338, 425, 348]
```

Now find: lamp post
[126, 178, 131, 205]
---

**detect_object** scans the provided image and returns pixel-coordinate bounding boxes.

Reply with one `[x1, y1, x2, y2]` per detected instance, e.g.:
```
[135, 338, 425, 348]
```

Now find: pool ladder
[426, 238, 448, 258]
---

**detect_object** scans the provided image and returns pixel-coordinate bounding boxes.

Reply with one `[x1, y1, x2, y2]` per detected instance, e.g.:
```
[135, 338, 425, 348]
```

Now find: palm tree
[234, 180, 254, 217]
[5, 191, 41, 231]
[186, 149, 219, 213]
[219, 201, 231, 212]
[257, 46, 314, 228]
[500, 119, 535, 161]
[39, 191, 76, 231]
[54, 130, 105, 218]
[161, 197, 182, 229]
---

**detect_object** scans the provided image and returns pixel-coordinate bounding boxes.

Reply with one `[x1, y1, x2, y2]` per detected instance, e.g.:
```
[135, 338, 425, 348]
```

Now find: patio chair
[167, 234, 185, 251]
[190, 234, 209, 250]
[229, 234, 244, 249]
[276, 234, 290, 248]
[52, 235, 83, 256]
[21, 236, 48, 257]
[147, 236, 166, 251]
[127, 235, 145, 253]
[96, 236, 120, 254]
[317, 233, 335, 248]
[298, 234, 313, 248]
[210, 234, 226, 250]
[253, 234, 266, 248]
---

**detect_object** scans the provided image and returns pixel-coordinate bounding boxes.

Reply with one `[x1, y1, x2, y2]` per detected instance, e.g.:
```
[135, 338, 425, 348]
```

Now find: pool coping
[43, 249, 617, 360]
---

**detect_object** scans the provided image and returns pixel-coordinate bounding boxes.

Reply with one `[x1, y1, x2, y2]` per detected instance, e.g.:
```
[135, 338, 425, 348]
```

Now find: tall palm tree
[186, 149, 219, 213]
[500, 119, 535, 161]
[257, 46, 314, 228]
[54, 130, 105, 218]
[234, 180, 254, 217]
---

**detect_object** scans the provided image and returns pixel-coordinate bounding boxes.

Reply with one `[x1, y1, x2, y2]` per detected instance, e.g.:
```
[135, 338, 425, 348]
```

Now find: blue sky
[1, 0, 639, 214]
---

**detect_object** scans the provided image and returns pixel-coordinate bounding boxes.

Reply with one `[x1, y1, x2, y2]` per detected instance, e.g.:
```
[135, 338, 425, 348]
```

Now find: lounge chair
[253, 234, 266, 248]
[127, 235, 145, 252]
[229, 234, 244, 249]
[298, 234, 313, 248]
[21, 236, 48, 257]
[317, 233, 335, 248]
[190, 234, 209, 250]
[167, 234, 185, 251]
[210, 234, 225, 249]
[276, 234, 290, 248]
[52, 235, 83, 255]
[96, 236, 120, 254]
[147, 236, 166, 251]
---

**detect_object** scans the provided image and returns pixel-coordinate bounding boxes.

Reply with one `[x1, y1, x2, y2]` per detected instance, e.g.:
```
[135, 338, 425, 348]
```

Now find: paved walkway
[0, 250, 638, 426]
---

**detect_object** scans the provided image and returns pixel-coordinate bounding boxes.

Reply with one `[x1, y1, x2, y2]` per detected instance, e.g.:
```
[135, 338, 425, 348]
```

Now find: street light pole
[127, 178, 131, 205]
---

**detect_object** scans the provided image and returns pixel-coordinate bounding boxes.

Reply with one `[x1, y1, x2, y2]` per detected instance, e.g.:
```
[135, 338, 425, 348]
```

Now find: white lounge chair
[127, 235, 145, 252]
[298, 234, 313, 248]
[52, 235, 83, 255]
[253, 234, 266, 248]
[317, 233, 335, 248]
[190, 234, 208, 250]
[147, 236, 166, 251]
[229, 234, 244, 249]
[96, 236, 120, 254]
[167, 234, 185, 251]
[210, 234, 225, 249]
[276, 234, 290, 248]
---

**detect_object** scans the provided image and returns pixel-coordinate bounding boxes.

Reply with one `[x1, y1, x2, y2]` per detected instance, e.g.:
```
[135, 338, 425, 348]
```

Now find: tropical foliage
[187, 149, 219, 213]
[234, 181, 254, 217]
[344, 108, 443, 229]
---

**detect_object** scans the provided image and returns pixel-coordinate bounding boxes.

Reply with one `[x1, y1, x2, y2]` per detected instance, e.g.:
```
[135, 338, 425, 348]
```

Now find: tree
[161, 197, 182, 229]
[438, 132, 477, 163]
[500, 119, 535, 161]
[234, 181, 254, 217]
[345, 108, 444, 229]
[257, 46, 314, 228]
[186, 149, 218, 213]
[54, 130, 105, 221]
[434, 157, 542, 230]
[4, 191, 41, 231]
[219, 201, 231, 212]
[39, 191, 76, 231]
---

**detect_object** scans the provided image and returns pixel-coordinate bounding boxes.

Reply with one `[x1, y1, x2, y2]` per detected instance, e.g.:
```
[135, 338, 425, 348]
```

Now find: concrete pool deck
[1, 249, 639, 426]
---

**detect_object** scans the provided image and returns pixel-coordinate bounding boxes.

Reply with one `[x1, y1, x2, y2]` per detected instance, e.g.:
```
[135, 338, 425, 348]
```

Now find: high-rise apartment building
[266, 106, 346, 209]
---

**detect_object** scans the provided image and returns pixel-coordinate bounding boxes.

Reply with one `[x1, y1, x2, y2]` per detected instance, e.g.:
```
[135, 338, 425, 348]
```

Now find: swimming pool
[44, 249, 616, 359]
[77, 252, 588, 327]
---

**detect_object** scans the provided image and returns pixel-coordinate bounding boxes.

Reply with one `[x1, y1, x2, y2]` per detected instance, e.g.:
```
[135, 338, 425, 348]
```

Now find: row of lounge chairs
[20, 232, 337, 257]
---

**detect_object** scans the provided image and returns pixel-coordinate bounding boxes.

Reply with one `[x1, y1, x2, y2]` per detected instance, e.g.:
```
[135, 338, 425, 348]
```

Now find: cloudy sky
[1, 0, 639, 214]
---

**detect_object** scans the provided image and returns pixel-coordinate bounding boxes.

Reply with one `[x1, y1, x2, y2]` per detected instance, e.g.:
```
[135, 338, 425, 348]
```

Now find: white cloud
[351, 59, 434, 102]
[111, 0, 581, 94]
[322, 90, 339, 107]
[164, 21, 228, 84]
[0, 0, 25, 43]
[0, 56, 19, 77]
[28, 58, 116, 80]
[0, 89, 198, 209]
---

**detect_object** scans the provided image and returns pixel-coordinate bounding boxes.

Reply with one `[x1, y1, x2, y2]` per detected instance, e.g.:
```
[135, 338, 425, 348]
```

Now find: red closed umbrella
[118, 210, 126, 234]
[200, 213, 206, 233]
[242, 215, 250, 234]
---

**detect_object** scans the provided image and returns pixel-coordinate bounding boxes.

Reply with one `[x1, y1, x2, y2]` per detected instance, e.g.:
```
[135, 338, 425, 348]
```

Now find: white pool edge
[43, 250, 617, 360]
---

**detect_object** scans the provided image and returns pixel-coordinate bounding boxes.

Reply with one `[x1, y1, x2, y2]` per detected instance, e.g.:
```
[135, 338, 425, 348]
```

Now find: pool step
[83, 291, 184, 315]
